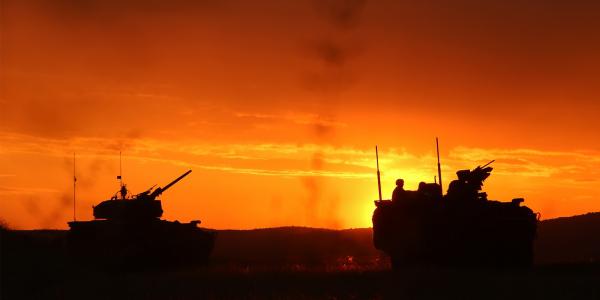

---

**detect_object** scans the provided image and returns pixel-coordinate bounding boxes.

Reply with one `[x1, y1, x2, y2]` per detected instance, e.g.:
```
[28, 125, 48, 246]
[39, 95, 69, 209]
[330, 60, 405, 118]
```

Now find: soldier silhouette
[391, 179, 406, 202]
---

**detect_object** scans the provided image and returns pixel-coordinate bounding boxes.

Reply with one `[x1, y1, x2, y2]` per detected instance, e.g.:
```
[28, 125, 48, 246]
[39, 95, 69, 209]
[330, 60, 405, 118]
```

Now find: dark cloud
[314, 0, 367, 30]
[1, 0, 599, 147]
[19, 0, 220, 21]
[313, 40, 348, 67]
[106, 130, 144, 152]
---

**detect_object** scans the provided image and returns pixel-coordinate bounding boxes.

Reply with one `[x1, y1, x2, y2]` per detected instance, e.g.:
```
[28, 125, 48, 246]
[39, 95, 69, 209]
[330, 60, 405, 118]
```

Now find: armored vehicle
[67, 170, 215, 268]
[372, 143, 538, 269]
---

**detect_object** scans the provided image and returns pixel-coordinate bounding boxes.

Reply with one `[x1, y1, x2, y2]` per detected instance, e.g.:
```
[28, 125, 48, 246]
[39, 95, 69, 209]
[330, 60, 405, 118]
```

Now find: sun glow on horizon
[1, 132, 599, 230]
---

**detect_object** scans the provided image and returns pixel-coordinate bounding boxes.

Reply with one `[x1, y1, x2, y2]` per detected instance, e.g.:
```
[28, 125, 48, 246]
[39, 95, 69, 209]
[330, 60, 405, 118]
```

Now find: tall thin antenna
[436, 137, 443, 195]
[119, 151, 123, 188]
[73, 152, 76, 222]
[376, 146, 383, 201]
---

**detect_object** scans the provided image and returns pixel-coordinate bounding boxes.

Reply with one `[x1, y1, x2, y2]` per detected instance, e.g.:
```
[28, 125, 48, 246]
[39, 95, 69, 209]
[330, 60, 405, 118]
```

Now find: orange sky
[1, 0, 600, 229]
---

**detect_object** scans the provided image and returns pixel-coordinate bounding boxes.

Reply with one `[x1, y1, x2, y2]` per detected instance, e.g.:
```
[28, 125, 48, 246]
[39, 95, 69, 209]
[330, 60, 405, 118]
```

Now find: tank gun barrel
[162, 170, 192, 192]
[481, 160, 495, 168]
[148, 170, 192, 199]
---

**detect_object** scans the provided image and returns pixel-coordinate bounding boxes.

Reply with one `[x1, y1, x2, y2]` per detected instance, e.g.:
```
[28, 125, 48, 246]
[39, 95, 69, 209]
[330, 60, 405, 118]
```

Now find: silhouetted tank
[67, 170, 215, 268]
[372, 162, 538, 269]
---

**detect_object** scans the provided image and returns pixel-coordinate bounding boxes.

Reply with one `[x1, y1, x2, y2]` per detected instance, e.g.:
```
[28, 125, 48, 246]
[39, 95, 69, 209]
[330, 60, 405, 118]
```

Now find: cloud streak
[235, 112, 348, 129]
[2, 131, 599, 184]
[1, 130, 599, 228]
[0, 186, 61, 195]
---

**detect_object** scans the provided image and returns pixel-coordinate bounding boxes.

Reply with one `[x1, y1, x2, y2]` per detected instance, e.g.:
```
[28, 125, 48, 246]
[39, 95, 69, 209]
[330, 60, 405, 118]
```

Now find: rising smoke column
[300, 0, 366, 228]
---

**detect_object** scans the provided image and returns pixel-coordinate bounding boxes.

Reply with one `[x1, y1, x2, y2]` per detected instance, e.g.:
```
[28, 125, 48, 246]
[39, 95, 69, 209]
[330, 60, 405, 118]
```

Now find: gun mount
[93, 170, 192, 220]
[135, 170, 192, 201]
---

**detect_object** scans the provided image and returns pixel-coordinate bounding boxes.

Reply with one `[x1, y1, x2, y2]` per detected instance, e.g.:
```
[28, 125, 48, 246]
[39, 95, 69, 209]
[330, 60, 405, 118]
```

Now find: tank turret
[93, 170, 191, 220]
[67, 168, 215, 269]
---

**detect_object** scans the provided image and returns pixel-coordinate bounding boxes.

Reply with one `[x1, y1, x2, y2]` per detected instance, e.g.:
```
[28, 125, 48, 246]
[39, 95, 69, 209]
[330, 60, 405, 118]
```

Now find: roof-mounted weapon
[376, 146, 383, 202]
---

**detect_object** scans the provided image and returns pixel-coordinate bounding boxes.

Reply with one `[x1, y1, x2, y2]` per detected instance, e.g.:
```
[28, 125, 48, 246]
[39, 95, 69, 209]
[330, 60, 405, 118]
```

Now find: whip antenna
[73, 153, 76, 222]
[436, 137, 443, 196]
[118, 151, 123, 187]
[376, 146, 383, 201]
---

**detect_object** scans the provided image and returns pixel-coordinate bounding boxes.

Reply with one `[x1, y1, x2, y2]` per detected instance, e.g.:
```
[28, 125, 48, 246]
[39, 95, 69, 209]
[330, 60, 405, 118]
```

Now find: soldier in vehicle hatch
[391, 179, 406, 202]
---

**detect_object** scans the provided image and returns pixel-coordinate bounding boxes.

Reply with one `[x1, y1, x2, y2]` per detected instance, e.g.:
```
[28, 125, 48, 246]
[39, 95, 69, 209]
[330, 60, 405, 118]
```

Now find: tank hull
[373, 199, 537, 269]
[67, 219, 215, 269]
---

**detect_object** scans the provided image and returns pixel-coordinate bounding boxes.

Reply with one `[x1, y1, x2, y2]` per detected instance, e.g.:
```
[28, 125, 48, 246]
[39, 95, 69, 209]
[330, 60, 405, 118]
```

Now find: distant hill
[535, 212, 600, 264]
[212, 227, 380, 268]
[211, 212, 600, 266]
[3, 213, 600, 266]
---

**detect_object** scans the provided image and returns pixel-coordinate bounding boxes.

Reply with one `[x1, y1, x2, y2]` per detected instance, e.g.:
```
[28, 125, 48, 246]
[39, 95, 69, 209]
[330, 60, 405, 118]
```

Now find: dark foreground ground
[2, 213, 600, 299]
[3, 256, 600, 299]
[5, 263, 600, 299]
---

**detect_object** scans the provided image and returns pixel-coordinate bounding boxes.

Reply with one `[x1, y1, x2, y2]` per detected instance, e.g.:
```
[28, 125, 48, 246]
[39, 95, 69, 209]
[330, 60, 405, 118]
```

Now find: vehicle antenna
[73, 152, 76, 222]
[117, 151, 128, 200]
[376, 146, 383, 201]
[119, 151, 122, 188]
[436, 137, 443, 196]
